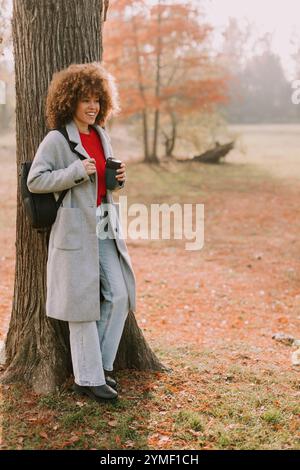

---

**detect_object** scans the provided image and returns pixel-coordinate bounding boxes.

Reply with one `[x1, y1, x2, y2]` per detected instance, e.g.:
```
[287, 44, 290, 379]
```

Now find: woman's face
[74, 94, 100, 129]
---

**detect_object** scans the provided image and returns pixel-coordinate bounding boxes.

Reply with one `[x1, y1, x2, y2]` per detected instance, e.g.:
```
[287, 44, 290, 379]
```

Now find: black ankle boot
[105, 375, 117, 389]
[72, 383, 118, 402]
[104, 370, 117, 389]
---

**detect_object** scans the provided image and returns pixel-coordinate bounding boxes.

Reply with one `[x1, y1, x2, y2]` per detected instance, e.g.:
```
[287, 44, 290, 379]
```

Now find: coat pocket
[53, 207, 83, 250]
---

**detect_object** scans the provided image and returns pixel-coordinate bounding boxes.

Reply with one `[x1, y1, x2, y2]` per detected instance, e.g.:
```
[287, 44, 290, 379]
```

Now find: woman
[27, 62, 136, 402]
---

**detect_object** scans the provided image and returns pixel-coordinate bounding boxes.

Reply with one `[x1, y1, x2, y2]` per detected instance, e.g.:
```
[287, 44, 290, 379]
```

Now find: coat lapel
[65, 119, 112, 161]
[65, 119, 115, 203]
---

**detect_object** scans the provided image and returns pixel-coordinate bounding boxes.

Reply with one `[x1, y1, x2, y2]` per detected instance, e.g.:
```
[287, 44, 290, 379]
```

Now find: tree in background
[0, 60, 15, 130]
[218, 17, 253, 124]
[2, 0, 165, 394]
[0, 0, 10, 56]
[103, 0, 227, 162]
[290, 31, 300, 120]
[221, 21, 294, 124]
[238, 47, 292, 123]
[0, 0, 15, 130]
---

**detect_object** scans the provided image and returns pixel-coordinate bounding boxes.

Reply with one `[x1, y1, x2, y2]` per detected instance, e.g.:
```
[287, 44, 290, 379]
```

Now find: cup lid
[106, 157, 122, 169]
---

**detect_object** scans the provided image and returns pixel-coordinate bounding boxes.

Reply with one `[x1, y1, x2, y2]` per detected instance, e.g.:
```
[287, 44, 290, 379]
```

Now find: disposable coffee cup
[105, 157, 122, 190]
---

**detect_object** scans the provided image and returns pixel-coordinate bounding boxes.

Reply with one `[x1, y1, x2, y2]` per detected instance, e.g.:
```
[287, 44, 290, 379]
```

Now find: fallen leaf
[108, 420, 118, 427]
[277, 317, 289, 324]
[60, 436, 81, 448]
[125, 440, 135, 448]
[158, 436, 170, 445]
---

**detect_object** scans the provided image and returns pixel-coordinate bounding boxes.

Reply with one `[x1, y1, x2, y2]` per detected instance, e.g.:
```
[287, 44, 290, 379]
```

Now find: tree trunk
[114, 311, 167, 371]
[163, 111, 177, 158]
[131, 14, 151, 163]
[141, 109, 150, 162]
[1, 0, 167, 394]
[148, 2, 162, 164]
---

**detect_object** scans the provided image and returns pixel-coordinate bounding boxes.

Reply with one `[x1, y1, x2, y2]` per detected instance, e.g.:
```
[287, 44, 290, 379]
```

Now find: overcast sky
[2, 0, 299, 78]
[203, 0, 299, 78]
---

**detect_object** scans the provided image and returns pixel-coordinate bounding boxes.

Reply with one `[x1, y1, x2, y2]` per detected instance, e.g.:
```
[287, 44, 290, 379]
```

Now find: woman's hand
[82, 158, 97, 175]
[116, 162, 126, 182]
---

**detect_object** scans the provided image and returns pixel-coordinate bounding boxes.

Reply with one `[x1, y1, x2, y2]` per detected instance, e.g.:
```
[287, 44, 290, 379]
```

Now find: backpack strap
[55, 188, 69, 208]
[53, 126, 86, 209]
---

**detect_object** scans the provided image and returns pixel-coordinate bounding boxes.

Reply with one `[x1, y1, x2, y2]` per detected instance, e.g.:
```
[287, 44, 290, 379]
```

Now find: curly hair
[45, 62, 121, 129]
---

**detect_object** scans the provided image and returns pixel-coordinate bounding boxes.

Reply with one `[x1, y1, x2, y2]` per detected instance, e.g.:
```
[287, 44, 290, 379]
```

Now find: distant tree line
[223, 50, 297, 124]
[220, 18, 299, 124]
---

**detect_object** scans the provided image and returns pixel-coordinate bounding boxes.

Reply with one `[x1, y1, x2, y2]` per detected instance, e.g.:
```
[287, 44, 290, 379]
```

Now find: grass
[123, 159, 271, 205]
[1, 345, 299, 449]
[175, 410, 204, 432]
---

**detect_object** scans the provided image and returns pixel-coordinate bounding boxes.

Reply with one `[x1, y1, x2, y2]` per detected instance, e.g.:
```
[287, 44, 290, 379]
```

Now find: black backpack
[20, 127, 85, 234]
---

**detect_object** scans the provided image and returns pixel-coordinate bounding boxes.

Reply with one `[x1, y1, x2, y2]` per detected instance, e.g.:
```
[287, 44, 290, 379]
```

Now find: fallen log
[193, 141, 235, 164]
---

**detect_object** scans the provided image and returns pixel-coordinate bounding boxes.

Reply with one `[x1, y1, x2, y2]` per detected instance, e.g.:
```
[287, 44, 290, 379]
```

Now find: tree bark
[1, 0, 167, 394]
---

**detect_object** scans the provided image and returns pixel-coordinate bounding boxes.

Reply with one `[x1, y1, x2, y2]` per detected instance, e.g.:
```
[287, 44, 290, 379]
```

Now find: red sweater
[79, 127, 106, 206]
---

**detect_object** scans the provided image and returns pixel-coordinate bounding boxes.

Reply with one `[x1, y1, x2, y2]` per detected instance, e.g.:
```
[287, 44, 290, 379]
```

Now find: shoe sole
[72, 385, 118, 403]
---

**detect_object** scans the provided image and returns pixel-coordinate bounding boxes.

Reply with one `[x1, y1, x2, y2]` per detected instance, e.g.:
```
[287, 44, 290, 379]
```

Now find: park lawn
[1, 127, 300, 449]
[1, 346, 299, 450]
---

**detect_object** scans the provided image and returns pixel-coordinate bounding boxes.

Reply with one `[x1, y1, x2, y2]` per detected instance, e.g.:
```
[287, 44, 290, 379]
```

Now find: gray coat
[27, 119, 136, 322]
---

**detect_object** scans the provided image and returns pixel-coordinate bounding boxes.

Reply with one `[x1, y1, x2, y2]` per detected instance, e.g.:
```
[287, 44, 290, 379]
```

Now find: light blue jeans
[69, 199, 129, 386]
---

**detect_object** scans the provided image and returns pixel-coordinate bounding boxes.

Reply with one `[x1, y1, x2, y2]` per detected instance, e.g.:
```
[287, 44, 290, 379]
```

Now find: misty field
[0, 124, 300, 449]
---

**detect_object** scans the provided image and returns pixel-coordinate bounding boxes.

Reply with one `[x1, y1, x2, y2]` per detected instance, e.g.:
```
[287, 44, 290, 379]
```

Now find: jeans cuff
[75, 380, 106, 386]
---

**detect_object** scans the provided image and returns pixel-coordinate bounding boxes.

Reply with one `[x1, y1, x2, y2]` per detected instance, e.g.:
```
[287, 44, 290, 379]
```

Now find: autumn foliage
[103, 0, 228, 161]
